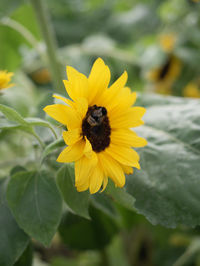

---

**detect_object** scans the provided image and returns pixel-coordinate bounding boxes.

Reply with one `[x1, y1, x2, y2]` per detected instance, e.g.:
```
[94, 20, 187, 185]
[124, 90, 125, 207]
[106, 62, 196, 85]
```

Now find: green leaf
[92, 193, 119, 219]
[57, 165, 90, 219]
[59, 207, 118, 250]
[10, 165, 26, 176]
[0, 104, 49, 147]
[0, 178, 29, 266]
[0, 4, 41, 70]
[0, 0, 23, 18]
[14, 243, 33, 266]
[105, 180, 136, 211]
[0, 119, 20, 130]
[136, 93, 190, 107]
[126, 96, 200, 228]
[7, 170, 62, 246]
[0, 104, 29, 126]
[0, 104, 56, 134]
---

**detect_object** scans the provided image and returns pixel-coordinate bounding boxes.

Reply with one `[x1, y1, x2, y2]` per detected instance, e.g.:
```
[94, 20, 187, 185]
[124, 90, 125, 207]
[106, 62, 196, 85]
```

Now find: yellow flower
[0, 70, 14, 90]
[30, 68, 51, 85]
[159, 33, 176, 53]
[147, 55, 181, 95]
[183, 82, 200, 98]
[44, 58, 147, 194]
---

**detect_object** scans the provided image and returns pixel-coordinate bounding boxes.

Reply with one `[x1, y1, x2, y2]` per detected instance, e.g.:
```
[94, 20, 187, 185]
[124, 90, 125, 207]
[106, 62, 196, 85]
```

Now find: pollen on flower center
[82, 105, 111, 152]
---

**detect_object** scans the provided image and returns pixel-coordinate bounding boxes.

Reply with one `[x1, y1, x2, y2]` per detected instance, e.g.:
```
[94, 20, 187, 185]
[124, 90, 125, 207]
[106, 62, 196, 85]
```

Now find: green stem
[31, 131, 45, 149]
[30, 0, 65, 94]
[48, 125, 58, 139]
[173, 239, 200, 266]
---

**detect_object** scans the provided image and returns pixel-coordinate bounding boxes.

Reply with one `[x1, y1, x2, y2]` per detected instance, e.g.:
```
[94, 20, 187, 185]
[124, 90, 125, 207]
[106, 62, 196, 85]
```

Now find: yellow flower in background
[30, 68, 51, 85]
[183, 82, 200, 98]
[0, 70, 14, 90]
[159, 33, 176, 53]
[147, 55, 181, 95]
[44, 58, 147, 194]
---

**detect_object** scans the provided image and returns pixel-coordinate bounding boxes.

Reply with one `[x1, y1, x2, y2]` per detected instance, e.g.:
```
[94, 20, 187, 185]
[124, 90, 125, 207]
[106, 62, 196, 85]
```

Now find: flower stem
[31, 130, 45, 149]
[173, 239, 200, 266]
[30, 0, 65, 94]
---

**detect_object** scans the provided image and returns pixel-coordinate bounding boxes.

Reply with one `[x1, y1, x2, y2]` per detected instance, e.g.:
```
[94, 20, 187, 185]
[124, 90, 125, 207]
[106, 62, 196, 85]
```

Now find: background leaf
[105, 180, 136, 211]
[0, 178, 29, 266]
[0, 104, 29, 126]
[7, 170, 62, 246]
[14, 243, 33, 266]
[59, 207, 118, 250]
[0, 3, 41, 70]
[126, 96, 200, 228]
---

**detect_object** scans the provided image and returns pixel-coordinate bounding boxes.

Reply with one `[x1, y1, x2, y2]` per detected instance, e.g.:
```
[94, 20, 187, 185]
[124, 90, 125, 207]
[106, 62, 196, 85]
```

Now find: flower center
[82, 105, 111, 152]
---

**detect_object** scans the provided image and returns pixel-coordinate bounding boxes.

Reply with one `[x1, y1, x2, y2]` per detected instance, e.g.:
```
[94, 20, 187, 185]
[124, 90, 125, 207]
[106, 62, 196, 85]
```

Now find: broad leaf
[0, 119, 20, 130]
[59, 207, 118, 250]
[0, 104, 56, 146]
[14, 243, 33, 266]
[0, 4, 41, 70]
[10, 165, 26, 177]
[0, 178, 29, 266]
[105, 180, 136, 211]
[126, 95, 200, 228]
[92, 193, 119, 219]
[57, 165, 90, 219]
[0, 104, 28, 126]
[7, 171, 62, 246]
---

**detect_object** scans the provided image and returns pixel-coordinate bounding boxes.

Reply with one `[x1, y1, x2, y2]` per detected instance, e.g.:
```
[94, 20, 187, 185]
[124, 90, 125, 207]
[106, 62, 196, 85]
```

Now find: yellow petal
[57, 139, 85, 163]
[77, 181, 90, 192]
[109, 107, 146, 129]
[95, 71, 127, 106]
[107, 89, 137, 114]
[53, 94, 73, 106]
[44, 104, 80, 128]
[109, 71, 127, 93]
[111, 129, 147, 147]
[73, 97, 88, 120]
[88, 58, 111, 105]
[120, 164, 134, 175]
[63, 129, 81, 146]
[105, 144, 140, 169]
[75, 152, 98, 189]
[101, 177, 108, 193]
[98, 152, 125, 187]
[64, 66, 89, 101]
[89, 165, 104, 194]
[83, 138, 93, 158]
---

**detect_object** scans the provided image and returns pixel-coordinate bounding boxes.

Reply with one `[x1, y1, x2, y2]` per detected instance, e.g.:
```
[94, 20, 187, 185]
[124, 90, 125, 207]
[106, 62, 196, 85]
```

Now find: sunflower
[183, 82, 200, 98]
[147, 55, 181, 95]
[159, 33, 176, 53]
[0, 70, 14, 91]
[44, 58, 147, 194]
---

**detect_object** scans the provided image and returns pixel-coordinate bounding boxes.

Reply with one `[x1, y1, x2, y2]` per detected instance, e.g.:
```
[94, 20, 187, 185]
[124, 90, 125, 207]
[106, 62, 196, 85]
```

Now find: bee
[87, 105, 107, 127]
